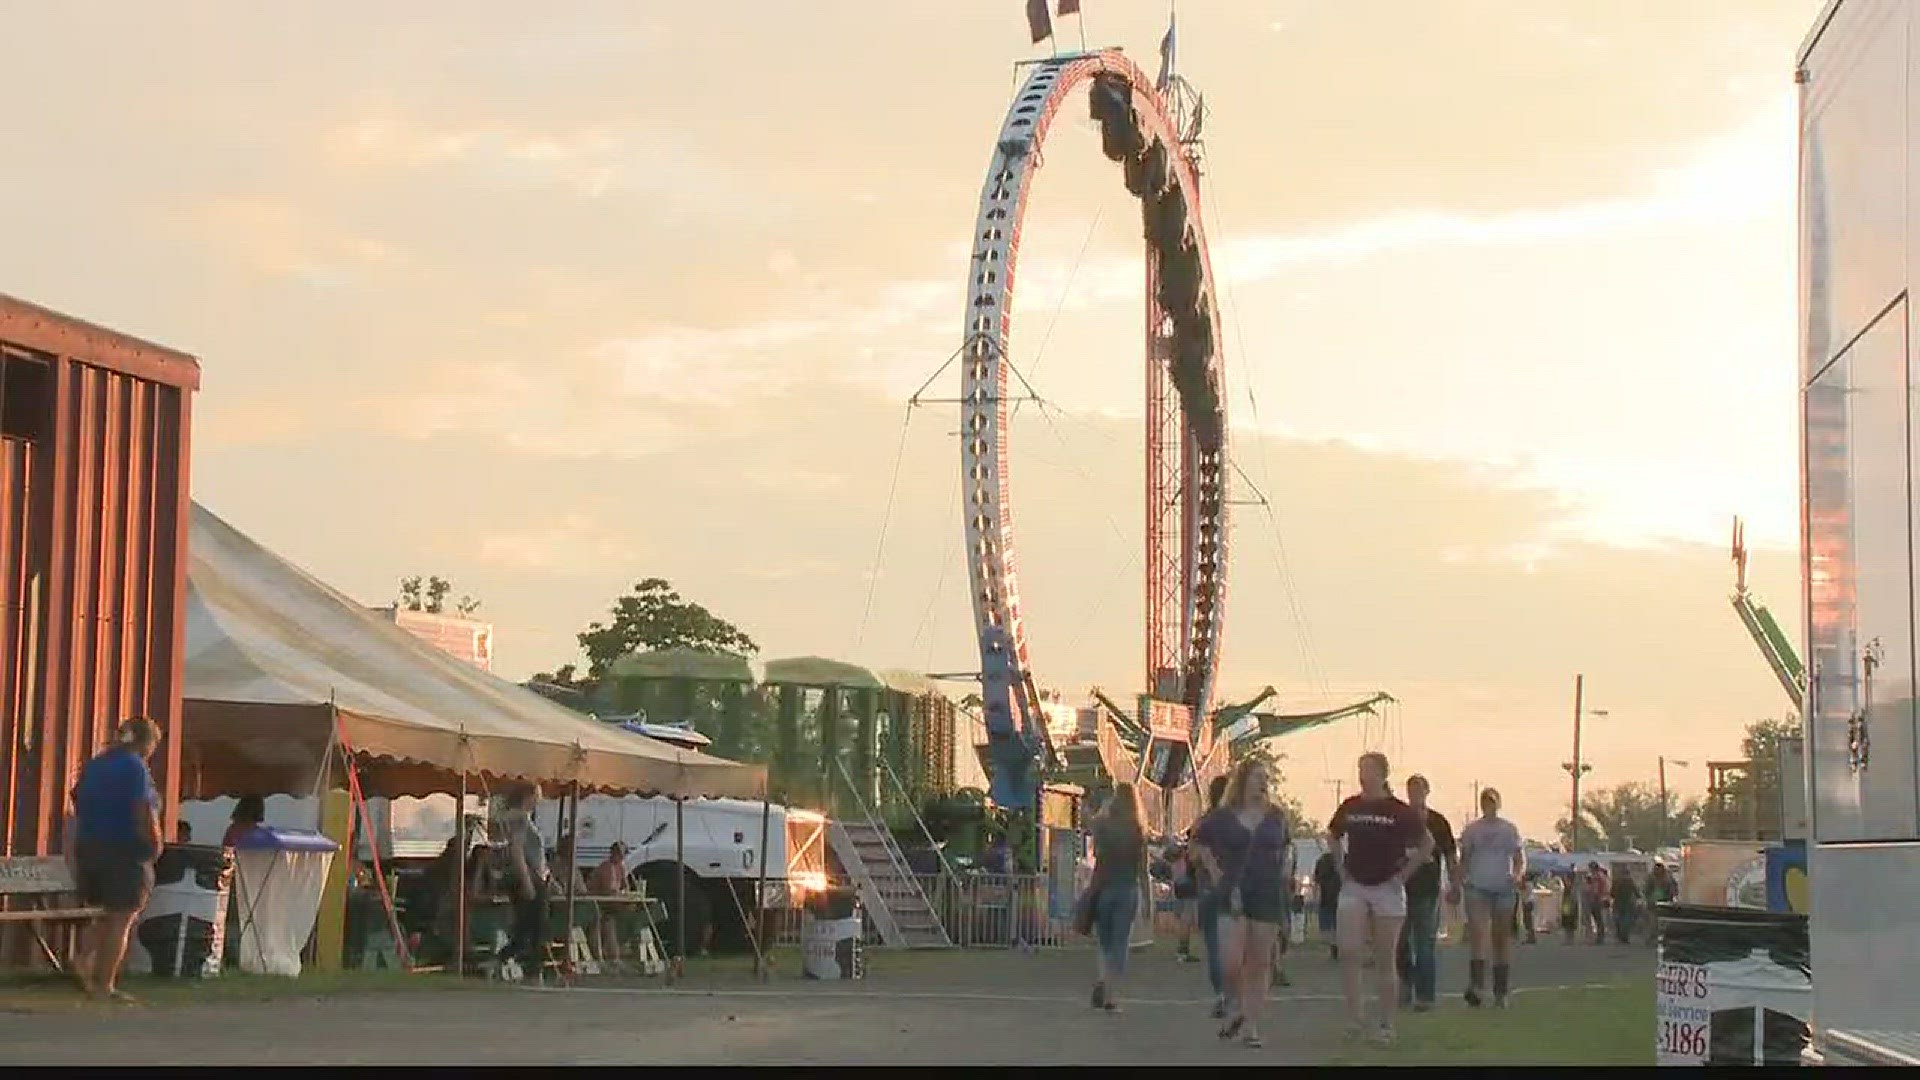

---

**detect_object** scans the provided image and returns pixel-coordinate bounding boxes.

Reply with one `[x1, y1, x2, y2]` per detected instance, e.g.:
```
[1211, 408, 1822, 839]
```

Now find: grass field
[0, 968, 497, 1013]
[1326, 982, 1653, 1067]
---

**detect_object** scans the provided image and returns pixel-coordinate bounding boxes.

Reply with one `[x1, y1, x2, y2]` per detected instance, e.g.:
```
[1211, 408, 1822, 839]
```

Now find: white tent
[179, 503, 763, 800]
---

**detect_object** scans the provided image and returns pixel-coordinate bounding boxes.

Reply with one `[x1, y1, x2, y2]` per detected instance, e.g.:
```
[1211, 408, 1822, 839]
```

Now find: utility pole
[1659, 757, 1691, 850]
[1324, 778, 1344, 807]
[1561, 675, 1595, 851]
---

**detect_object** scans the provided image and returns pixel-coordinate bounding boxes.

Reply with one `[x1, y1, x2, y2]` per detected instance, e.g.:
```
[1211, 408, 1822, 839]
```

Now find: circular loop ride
[960, 50, 1229, 806]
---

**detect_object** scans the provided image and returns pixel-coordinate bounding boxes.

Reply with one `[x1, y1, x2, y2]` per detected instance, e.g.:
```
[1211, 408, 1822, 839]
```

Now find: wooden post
[455, 769, 468, 979]
[313, 787, 353, 972]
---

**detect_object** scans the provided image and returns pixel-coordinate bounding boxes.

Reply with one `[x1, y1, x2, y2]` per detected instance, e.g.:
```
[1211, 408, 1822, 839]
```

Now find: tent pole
[754, 787, 773, 982]
[455, 766, 468, 980]
[563, 779, 580, 984]
[333, 713, 410, 970]
[675, 795, 687, 979]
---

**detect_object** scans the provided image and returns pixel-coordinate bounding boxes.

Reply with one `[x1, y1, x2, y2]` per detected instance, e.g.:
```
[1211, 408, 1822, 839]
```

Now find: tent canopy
[762, 655, 884, 689]
[607, 648, 755, 684]
[181, 503, 764, 800]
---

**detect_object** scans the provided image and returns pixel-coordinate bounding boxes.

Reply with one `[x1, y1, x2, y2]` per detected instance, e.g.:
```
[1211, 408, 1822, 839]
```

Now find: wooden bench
[0, 856, 104, 973]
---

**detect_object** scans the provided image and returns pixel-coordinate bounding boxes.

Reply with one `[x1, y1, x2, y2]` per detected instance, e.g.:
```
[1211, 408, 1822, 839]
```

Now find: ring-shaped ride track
[961, 50, 1229, 809]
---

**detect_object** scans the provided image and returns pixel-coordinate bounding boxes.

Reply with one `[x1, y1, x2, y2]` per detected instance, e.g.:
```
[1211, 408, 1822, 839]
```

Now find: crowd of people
[1071, 749, 1659, 1049]
[1552, 857, 1675, 947]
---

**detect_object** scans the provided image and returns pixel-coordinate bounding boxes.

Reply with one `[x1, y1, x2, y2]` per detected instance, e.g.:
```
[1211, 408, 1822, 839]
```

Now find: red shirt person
[1327, 752, 1434, 1045]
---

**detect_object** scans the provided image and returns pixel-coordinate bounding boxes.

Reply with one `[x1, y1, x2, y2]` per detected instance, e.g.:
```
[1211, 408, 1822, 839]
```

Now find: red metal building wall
[0, 294, 198, 856]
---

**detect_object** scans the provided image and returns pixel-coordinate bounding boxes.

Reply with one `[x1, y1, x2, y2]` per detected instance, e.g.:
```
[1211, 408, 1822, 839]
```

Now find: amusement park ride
[945, 35, 1389, 837]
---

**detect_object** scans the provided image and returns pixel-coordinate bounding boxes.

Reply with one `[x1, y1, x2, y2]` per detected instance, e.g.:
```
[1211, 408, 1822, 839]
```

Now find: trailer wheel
[635, 863, 711, 958]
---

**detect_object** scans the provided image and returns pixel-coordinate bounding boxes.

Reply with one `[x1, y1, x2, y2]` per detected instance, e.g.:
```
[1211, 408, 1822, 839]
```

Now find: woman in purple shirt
[1193, 758, 1292, 1050]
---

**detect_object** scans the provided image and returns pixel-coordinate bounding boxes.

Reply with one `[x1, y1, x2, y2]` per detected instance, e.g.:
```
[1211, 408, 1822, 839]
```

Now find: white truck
[537, 725, 827, 956]
[1798, 0, 1920, 1063]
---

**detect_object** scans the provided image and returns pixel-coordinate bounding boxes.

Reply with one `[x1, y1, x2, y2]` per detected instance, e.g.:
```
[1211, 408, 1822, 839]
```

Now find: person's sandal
[1243, 1031, 1265, 1049]
[1217, 1014, 1245, 1040]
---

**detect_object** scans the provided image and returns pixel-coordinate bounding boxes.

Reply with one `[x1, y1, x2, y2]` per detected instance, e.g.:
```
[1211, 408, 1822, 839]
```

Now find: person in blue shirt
[67, 717, 164, 1003]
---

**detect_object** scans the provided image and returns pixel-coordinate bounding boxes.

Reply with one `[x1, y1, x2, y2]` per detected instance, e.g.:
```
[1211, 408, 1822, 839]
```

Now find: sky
[1, 0, 1822, 838]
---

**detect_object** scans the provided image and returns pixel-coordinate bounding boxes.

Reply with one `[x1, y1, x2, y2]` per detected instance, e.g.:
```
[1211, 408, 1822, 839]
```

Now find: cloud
[1217, 95, 1792, 283]
[181, 197, 400, 287]
[475, 514, 642, 571]
[323, 112, 775, 220]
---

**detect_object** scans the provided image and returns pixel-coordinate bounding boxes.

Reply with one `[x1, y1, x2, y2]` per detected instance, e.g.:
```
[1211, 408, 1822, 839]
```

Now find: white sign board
[1655, 959, 1712, 1063]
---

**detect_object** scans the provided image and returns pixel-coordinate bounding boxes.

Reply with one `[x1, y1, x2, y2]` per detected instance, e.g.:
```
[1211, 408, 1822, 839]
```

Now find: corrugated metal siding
[0, 295, 196, 856]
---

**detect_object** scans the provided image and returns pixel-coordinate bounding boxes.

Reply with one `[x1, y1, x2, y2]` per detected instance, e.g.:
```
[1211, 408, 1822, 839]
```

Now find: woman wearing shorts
[1191, 758, 1291, 1049]
[1456, 787, 1526, 1007]
[1328, 752, 1432, 1045]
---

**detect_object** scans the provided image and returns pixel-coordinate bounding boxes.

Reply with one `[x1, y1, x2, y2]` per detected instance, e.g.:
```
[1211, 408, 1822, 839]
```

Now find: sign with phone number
[1655, 960, 1710, 1064]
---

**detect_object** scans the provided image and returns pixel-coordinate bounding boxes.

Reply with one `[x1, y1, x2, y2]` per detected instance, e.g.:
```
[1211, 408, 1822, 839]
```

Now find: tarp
[762, 656, 885, 689]
[180, 503, 764, 800]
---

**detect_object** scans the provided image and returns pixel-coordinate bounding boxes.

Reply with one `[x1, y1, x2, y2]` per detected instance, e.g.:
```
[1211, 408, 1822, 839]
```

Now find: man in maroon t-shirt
[1328, 751, 1434, 1046]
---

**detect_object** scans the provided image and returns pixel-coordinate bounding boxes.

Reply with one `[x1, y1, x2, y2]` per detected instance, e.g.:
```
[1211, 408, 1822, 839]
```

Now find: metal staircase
[829, 758, 952, 949]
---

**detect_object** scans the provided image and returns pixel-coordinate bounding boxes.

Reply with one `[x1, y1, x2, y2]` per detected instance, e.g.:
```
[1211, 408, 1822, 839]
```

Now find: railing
[877, 753, 963, 897]
[915, 872, 1073, 950]
[830, 754, 950, 946]
[772, 872, 1075, 950]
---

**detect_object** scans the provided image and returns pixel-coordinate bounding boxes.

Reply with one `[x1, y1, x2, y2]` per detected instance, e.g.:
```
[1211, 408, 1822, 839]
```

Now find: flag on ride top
[1057, 0, 1081, 15]
[1027, 0, 1052, 44]
[1156, 11, 1177, 89]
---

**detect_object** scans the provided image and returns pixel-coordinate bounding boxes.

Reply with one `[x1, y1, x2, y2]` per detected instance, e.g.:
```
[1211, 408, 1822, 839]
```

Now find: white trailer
[1799, 1, 1920, 1064]
[537, 725, 827, 955]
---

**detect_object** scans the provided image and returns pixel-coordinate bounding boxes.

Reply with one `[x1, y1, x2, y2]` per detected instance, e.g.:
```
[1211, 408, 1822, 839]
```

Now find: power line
[1015, 201, 1108, 418]
[851, 406, 915, 654]
[1204, 179, 1330, 697]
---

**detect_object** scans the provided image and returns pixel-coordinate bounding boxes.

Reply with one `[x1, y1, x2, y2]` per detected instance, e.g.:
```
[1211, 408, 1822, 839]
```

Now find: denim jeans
[1093, 880, 1139, 977]
[1197, 892, 1225, 995]
[1395, 893, 1441, 1004]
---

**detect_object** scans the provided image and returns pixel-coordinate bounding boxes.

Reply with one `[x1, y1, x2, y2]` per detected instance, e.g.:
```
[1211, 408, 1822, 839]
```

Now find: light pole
[1561, 675, 1608, 851]
[1658, 757, 1691, 850]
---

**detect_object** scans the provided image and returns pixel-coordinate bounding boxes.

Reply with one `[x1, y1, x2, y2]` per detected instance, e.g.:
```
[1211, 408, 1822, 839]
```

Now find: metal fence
[766, 872, 1078, 951]
[918, 872, 1073, 949]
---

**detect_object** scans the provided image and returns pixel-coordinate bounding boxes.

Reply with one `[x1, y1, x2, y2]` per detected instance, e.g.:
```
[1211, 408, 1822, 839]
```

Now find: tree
[529, 663, 582, 689]
[1553, 781, 1701, 852]
[1741, 717, 1795, 836]
[576, 578, 759, 681]
[397, 574, 467, 615]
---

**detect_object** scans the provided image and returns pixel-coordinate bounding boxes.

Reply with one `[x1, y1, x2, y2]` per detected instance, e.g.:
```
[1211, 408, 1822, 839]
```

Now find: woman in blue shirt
[1193, 758, 1292, 1050]
[68, 717, 164, 1003]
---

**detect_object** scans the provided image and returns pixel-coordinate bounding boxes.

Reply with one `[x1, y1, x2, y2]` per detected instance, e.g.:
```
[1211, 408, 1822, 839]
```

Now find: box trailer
[0, 294, 198, 854]
[1798, 0, 1920, 1064]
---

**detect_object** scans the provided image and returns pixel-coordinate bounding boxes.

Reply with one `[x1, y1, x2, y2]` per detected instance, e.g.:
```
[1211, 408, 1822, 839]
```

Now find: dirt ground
[0, 932, 1652, 1065]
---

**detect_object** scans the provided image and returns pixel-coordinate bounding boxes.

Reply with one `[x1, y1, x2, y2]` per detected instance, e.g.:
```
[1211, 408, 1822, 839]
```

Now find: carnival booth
[175, 503, 765, 977]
